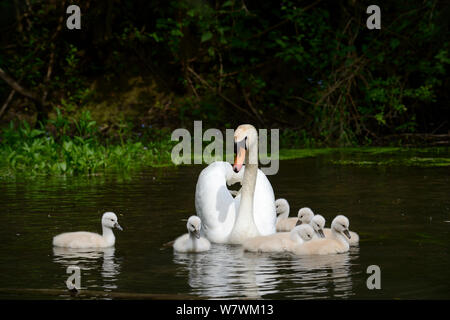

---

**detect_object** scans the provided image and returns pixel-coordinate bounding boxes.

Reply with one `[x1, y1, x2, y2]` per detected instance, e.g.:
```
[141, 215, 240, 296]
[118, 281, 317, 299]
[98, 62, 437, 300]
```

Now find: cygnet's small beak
[318, 229, 325, 238]
[295, 219, 303, 226]
[343, 229, 351, 239]
[193, 229, 200, 239]
[115, 223, 123, 231]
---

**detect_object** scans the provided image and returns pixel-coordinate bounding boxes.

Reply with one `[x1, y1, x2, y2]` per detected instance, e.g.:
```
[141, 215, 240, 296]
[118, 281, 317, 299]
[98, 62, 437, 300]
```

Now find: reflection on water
[0, 156, 449, 299]
[52, 247, 120, 292]
[173, 244, 358, 299]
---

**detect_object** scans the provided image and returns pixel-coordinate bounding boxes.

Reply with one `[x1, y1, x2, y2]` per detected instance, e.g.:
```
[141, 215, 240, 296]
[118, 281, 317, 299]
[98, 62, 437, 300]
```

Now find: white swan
[52, 212, 123, 248]
[243, 224, 314, 253]
[173, 216, 211, 253]
[195, 124, 276, 244]
[276, 207, 315, 232]
[290, 215, 351, 255]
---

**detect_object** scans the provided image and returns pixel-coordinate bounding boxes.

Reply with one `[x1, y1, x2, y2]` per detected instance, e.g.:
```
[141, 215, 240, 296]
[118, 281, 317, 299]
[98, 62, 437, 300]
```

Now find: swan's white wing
[253, 169, 276, 235]
[195, 162, 237, 243]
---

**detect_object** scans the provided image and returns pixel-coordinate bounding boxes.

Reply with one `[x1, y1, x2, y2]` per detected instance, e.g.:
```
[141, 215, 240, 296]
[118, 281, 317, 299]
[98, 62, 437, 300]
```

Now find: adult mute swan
[52, 212, 123, 248]
[243, 224, 314, 253]
[290, 215, 351, 255]
[173, 216, 211, 253]
[195, 124, 276, 244]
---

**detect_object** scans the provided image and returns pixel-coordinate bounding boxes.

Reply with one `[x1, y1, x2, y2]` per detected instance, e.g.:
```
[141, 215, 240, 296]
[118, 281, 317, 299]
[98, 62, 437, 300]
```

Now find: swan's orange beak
[233, 146, 246, 173]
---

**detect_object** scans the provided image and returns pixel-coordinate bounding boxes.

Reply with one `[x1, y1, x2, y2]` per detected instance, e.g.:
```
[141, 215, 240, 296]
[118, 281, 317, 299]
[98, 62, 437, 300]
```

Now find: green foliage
[0, 118, 174, 178]
[0, 0, 448, 148]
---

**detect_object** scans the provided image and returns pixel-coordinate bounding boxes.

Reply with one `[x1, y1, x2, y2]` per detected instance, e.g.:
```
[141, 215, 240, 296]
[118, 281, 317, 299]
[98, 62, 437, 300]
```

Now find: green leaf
[201, 32, 213, 42]
[222, 0, 233, 8]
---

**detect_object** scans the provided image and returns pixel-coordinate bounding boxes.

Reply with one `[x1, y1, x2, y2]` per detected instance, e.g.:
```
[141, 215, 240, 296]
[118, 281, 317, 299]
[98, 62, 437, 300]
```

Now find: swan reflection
[52, 247, 120, 290]
[173, 244, 358, 299]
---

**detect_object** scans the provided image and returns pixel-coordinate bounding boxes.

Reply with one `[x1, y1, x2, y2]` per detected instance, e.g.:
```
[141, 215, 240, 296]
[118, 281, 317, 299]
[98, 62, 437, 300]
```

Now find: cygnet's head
[295, 207, 314, 226]
[294, 224, 315, 242]
[331, 215, 351, 239]
[187, 215, 202, 239]
[275, 198, 290, 215]
[102, 212, 123, 231]
[310, 214, 326, 238]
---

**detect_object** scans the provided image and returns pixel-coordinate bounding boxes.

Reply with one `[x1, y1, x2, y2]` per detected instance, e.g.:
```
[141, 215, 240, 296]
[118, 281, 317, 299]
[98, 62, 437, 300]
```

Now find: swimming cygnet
[275, 198, 290, 231]
[308, 214, 326, 239]
[53, 212, 123, 248]
[323, 218, 359, 245]
[173, 216, 211, 253]
[276, 204, 314, 232]
[290, 215, 351, 255]
[243, 224, 315, 253]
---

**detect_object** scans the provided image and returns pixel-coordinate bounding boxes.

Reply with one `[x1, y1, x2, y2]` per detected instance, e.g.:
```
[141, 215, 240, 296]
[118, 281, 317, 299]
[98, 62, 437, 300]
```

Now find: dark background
[0, 0, 449, 147]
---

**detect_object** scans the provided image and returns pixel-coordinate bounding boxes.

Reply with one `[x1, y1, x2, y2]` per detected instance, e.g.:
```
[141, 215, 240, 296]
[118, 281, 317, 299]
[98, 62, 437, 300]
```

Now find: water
[0, 156, 449, 299]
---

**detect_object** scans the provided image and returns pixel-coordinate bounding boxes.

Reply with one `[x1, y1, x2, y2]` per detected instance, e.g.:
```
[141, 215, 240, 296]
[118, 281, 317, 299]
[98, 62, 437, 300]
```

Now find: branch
[241, 87, 265, 126]
[0, 90, 16, 119]
[186, 66, 254, 118]
[0, 67, 41, 103]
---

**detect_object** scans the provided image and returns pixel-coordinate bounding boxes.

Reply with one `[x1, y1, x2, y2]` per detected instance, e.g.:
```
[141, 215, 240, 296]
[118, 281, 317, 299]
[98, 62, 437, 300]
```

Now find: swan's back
[53, 231, 109, 248]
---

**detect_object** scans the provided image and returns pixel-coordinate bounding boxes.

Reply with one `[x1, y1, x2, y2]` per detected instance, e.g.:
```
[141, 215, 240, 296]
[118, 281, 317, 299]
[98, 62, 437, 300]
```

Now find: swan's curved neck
[332, 229, 349, 247]
[238, 163, 258, 224]
[277, 208, 290, 222]
[289, 229, 302, 243]
[102, 226, 116, 245]
[229, 129, 260, 243]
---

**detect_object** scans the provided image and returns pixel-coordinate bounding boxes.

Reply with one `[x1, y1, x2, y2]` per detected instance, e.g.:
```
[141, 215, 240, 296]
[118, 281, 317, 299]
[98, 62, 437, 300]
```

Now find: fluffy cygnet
[309, 214, 326, 239]
[277, 205, 314, 232]
[53, 212, 123, 248]
[290, 215, 351, 255]
[275, 198, 291, 231]
[243, 224, 315, 253]
[173, 216, 211, 253]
